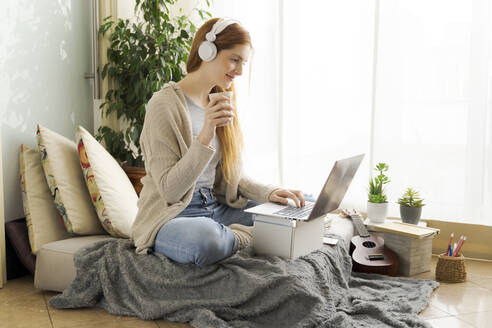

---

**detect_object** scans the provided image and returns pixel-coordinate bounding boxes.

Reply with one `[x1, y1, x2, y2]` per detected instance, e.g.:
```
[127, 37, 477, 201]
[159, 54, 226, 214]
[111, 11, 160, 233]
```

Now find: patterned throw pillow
[19, 144, 71, 254]
[36, 124, 106, 235]
[76, 125, 138, 238]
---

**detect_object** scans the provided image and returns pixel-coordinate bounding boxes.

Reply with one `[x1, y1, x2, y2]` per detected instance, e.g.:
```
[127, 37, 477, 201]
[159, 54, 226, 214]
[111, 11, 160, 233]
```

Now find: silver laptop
[245, 154, 365, 221]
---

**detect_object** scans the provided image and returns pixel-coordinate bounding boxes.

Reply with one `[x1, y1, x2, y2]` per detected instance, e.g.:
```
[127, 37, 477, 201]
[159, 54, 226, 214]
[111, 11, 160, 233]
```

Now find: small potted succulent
[367, 163, 390, 223]
[397, 187, 425, 224]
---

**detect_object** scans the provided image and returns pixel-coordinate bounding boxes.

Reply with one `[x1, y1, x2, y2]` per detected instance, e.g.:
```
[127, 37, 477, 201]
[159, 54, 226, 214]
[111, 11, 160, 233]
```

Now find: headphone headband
[214, 17, 241, 34]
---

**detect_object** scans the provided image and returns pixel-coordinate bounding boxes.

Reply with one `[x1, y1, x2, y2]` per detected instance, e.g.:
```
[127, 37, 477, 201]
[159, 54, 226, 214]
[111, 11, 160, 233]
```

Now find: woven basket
[435, 253, 466, 283]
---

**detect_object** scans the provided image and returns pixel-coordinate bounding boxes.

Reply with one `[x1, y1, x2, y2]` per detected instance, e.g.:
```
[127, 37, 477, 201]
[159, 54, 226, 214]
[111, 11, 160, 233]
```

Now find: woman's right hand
[197, 95, 234, 146]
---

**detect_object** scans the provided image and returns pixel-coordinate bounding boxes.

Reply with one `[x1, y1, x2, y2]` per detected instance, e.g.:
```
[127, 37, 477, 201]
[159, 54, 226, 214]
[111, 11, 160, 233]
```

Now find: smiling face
[207, 44, 251, 89]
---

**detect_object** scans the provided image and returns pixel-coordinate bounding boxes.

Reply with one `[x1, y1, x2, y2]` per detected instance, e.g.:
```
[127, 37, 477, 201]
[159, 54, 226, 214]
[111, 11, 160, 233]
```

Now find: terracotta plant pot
[122, 165, 146, 197]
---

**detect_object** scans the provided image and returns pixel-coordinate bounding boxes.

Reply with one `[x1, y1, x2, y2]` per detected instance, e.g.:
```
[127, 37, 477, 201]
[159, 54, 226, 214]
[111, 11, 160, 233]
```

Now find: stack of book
[365, 221, 440, 276]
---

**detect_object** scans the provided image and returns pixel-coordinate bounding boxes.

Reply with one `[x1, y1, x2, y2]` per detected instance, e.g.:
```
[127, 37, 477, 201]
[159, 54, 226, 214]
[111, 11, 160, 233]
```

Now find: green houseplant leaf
[397, 187, 425, 208]
[367, 162, 390, 203]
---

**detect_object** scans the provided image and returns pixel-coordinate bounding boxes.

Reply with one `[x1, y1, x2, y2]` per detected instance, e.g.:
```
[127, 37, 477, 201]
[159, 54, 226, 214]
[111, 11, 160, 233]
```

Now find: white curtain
[374, 0, 491, 223]
[208, 0, 492, 225]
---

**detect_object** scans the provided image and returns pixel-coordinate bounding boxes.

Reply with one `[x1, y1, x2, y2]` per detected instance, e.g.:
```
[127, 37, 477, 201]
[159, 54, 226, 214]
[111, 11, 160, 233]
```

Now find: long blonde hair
[186, 18, 251, 184]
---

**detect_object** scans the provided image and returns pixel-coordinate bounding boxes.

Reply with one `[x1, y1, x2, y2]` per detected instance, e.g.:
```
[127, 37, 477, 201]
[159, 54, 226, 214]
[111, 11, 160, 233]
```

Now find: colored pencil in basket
[453, 236, 467, 257]
[452, 235, 463, 257]
[448, 244, 452, 256]
[447, 232, 454, 251]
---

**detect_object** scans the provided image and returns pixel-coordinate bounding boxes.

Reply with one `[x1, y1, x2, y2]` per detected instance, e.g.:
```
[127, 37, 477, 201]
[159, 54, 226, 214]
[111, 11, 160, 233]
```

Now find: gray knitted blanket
[49, 236, 439, 328]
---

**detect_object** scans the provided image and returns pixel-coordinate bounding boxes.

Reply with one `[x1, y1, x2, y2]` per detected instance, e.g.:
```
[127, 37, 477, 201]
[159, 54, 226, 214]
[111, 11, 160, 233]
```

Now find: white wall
[0, 0, 94, 222]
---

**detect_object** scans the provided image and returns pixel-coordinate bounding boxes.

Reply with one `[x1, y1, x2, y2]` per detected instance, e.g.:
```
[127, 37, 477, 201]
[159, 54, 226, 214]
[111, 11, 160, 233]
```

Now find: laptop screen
[307, 154, 365, 220]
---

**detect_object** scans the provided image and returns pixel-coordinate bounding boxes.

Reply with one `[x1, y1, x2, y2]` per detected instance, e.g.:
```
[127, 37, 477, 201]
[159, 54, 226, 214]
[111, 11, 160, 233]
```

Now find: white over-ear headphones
[198, 18, 242, 62]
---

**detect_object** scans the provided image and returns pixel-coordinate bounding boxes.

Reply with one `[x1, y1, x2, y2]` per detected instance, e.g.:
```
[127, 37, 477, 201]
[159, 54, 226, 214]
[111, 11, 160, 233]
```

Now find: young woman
[131, 17, 306, 266]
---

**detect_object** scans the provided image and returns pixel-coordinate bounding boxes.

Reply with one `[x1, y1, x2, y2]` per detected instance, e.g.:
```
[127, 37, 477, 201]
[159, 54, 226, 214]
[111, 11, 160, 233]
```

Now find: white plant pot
[367, 201, 388, 224]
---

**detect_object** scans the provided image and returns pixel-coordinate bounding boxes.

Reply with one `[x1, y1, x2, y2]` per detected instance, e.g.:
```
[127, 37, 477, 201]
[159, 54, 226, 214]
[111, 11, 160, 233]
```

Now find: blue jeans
[154, 187, 260, 266]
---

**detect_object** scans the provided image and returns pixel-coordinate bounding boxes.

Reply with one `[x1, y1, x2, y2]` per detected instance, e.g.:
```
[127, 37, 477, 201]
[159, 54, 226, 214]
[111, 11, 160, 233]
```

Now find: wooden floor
[2, 256, 492, 327]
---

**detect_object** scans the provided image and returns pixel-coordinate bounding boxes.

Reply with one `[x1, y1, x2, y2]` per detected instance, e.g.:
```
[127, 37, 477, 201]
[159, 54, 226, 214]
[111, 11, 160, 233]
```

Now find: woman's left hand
[268, 188, 305, 208]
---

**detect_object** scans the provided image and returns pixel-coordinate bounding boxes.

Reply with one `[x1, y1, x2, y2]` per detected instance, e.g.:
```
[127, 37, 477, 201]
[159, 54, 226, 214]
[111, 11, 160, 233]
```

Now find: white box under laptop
[250, 208, 325, 259]
[245, 154, 365, 259]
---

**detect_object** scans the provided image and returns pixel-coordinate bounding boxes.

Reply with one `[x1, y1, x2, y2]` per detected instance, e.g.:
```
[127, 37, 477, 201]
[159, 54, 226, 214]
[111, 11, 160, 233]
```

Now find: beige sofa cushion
[36, 124, 106, 235]
[19, 145, 71, 254]
[75, 125, 138, 238]
[34, 235, 116, 292]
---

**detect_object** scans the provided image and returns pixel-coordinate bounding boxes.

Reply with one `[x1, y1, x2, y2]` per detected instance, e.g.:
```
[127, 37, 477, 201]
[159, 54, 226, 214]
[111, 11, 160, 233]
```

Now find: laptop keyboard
[273, 202, 315, 219]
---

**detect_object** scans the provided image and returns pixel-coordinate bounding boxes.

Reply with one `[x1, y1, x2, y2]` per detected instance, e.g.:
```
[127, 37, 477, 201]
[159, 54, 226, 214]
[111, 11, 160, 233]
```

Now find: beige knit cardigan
[131, 81, 279, 254]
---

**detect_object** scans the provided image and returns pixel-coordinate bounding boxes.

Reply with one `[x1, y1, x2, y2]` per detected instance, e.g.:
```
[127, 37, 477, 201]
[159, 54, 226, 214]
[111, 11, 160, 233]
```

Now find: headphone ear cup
[198, 41, 217, 62]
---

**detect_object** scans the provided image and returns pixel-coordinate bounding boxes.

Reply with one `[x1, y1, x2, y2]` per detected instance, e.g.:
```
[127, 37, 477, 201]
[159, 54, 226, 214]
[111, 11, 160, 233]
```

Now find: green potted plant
[96, 0, 211, 195]
[367, 162, 390, 223]
[397, 187, 425, 224]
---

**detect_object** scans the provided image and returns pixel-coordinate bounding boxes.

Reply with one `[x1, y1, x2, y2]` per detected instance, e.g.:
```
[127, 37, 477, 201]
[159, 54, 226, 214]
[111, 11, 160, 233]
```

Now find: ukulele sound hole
[362, 241, 376, 248]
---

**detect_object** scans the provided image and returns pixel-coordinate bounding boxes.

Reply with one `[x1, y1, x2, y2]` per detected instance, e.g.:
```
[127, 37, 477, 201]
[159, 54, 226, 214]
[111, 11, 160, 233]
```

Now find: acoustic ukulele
[340, 209, 399, 276]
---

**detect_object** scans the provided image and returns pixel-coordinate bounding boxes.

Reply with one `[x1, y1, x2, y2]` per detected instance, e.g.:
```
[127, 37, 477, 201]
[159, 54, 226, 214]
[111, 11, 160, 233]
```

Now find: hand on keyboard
[268, 188, 306, 208]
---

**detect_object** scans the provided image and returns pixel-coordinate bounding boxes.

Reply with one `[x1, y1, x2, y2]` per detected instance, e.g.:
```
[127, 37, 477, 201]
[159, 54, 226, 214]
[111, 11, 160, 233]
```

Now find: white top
[184, 94, 222, 190]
